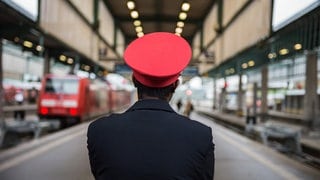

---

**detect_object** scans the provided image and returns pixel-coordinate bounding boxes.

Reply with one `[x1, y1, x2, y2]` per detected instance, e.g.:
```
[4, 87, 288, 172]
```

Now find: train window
[45, 78, 79, 94]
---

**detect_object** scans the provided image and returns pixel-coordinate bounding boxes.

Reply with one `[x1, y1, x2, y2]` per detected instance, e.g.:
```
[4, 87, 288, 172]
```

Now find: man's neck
[139, 94, 171, 102]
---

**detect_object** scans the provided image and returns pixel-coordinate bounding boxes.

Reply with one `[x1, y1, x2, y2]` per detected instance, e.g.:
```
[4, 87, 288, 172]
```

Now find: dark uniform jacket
[87, 99, 215, 180]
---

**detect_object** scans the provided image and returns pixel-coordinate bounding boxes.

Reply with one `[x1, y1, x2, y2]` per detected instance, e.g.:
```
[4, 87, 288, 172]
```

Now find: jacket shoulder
[88, 114, 121, 132]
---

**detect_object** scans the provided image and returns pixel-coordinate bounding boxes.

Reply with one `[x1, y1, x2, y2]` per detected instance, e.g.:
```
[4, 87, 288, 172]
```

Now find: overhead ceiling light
[279, 48, 289, 55]
[225, 68, 234, 75]
[177, 21, 184, 28]
[135, 26, 143, 32]
[268, 52, 276, 59]
[84, 65, 90, 71]
[175, 27, 183, 34]
[179, 12, 187, 20]
[181, 2, 190, 11]
[59, 55, 66, 61]
[137, 32, 144, 37]
[67, 58, 74, 64]
[133, 20, 141, 26]
[294, 43, 302, 50]
[36, 45, 43, 52]
[23, 40, 33, 48]
[242, 63, 248, 69]
[130, 10, 139, 19]
[14, 37, 20, 42]
[248, 60, 255, 67]
[127, 1, 135, 10]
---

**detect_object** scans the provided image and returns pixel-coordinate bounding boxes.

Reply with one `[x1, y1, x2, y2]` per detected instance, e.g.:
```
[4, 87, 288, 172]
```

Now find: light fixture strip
[23, 40, 33, 48]
[181, 2, 190, 11]
[175, 2, 191, 35]
[127, 1, 144, 37]
[127, 1, 135, 10]
[130, 10, 139, 19]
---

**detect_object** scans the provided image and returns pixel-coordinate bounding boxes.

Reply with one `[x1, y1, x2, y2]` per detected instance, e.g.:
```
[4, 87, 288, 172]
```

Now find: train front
[37, 74, 85, 127]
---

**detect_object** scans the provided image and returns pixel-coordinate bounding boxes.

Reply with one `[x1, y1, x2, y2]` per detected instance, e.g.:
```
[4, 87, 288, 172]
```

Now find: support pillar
[261, 66, 268, 121]
[237, 74, 243, 116]
[220, 87, 226, 112]
[0, 39, 3, 119]
[213, 78, 217, 109]
[253, 82, 258, 117]
[219, 78, 227, 112]
[0, 38, 5, 146]
[43, 50, 50, 75]
[304, 51, 319, 128]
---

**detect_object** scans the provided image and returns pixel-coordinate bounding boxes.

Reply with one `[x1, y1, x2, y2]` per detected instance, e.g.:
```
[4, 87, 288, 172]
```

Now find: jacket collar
[126, 99, 175, 113]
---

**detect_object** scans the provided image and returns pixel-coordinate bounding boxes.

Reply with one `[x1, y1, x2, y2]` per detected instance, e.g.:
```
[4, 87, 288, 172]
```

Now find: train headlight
[69, 108, 78, 116]
[40, 107, 49, 115]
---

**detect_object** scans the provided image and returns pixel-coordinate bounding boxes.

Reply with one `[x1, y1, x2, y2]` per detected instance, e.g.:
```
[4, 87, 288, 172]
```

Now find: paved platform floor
[0, 112, 319, 180]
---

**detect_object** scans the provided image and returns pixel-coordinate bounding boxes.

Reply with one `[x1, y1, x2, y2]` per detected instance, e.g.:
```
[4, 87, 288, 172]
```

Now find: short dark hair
[133, 77, 176, 100]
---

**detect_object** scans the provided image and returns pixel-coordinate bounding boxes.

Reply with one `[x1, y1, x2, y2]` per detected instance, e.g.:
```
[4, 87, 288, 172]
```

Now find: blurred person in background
[87, 32, 214, 180]
[14, 89, 25, 120]
[184, 99, 194, 117]
[176, 99, 182, 112]
[28, 87, 38, 104]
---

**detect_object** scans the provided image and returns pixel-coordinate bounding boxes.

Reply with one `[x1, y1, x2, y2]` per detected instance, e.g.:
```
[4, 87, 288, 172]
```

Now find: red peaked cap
[124, 32, 192, 88]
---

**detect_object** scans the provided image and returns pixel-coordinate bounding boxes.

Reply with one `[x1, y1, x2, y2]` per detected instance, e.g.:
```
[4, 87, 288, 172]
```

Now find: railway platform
[2, 104, 320, 155]
[0, 111, 319, 180]
[196, 106, 320, 161]
[1, 105, 59, 148]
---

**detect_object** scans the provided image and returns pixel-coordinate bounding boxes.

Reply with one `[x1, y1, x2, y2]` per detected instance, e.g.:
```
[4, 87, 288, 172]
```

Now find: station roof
[0, 1, 106, 74]
[104, 0, 215, 43]
[1, 1, 319, 78]
[0, 0, 215, 76]
[208, 5, 320, 78]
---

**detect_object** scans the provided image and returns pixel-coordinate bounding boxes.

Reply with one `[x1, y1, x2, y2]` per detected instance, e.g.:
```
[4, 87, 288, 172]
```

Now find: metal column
[43, 50, 50, 75]
[237, 73, 243, 116]
[253, 82, 258, 117]
[0, 38, 5, 146]
[304, 51, 319, 128]
[261, 66, 268, 121]
[213, 78, 217, 109]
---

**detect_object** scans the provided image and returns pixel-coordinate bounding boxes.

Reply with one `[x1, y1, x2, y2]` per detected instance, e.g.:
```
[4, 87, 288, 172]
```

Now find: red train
[37, 74, 132, 127]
